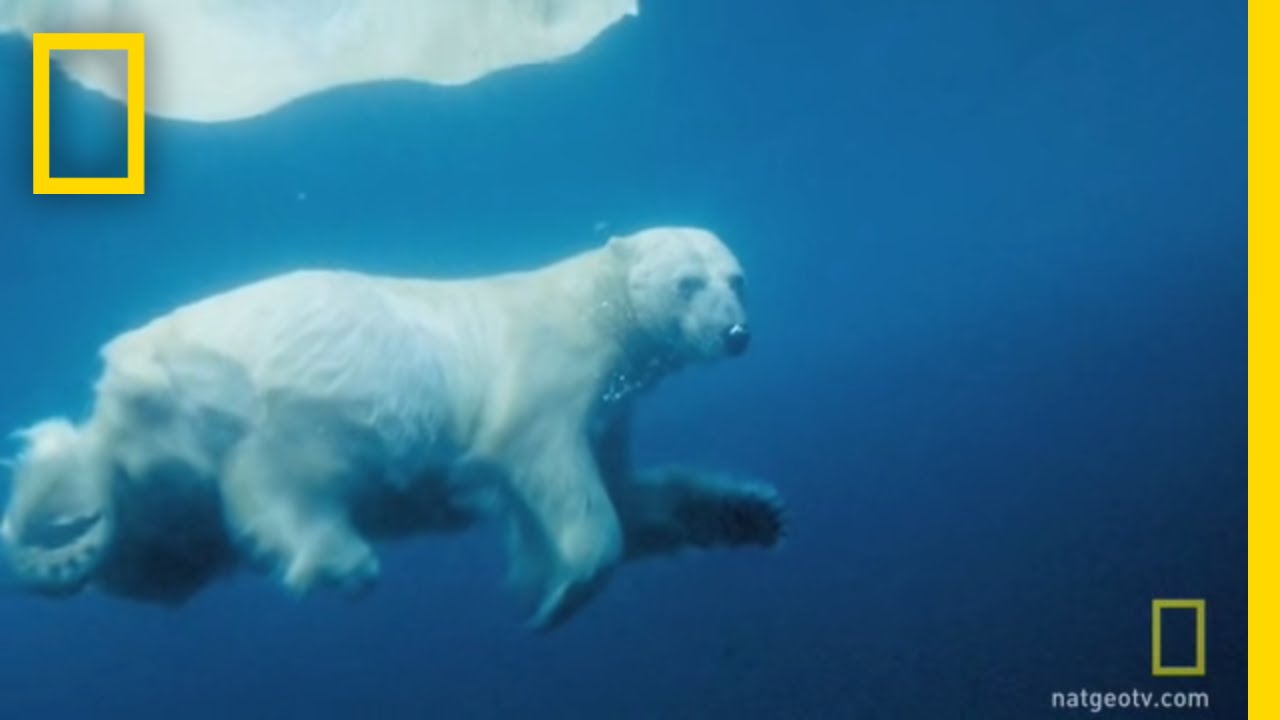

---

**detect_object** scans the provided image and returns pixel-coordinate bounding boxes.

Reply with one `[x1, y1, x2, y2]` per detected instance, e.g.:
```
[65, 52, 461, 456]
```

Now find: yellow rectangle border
[1152, 599, 1207, 677]
[1250, 0, 1269, 717]
[32, 32, 145, 195]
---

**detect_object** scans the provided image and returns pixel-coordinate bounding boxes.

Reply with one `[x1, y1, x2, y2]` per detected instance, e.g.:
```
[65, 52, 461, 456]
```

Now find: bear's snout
[724, 323, 751, 356]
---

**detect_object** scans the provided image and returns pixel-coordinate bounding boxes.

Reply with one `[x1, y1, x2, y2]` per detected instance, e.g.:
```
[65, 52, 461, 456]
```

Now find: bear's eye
[676, 275, 706, 298]
[727, 274, 745, 294]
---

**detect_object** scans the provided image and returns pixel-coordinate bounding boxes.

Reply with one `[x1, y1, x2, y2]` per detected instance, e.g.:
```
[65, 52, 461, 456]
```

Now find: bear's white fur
[1, 227, 783, 628]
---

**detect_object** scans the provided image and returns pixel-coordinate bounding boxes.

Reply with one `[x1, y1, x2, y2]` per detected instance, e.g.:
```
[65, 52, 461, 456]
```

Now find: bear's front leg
[496, 426, 624, 630]
[220, 429, 379, 594]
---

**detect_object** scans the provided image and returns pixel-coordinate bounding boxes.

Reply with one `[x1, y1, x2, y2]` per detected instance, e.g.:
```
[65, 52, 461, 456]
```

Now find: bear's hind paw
[1, 514, 109, 595]
[280, 538, 381, 596]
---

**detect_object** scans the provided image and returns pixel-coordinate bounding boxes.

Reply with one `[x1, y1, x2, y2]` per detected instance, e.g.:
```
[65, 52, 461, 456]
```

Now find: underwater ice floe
[2, 0, 638, 121]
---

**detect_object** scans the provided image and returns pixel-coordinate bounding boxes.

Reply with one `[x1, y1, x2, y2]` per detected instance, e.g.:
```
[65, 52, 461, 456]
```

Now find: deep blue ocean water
[0, 1, 1245, 718]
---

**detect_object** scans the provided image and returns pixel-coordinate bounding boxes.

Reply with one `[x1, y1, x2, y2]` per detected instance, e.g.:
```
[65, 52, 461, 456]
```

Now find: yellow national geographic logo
[1151, 599, 1206, 677]
[31, 32, 145, 195]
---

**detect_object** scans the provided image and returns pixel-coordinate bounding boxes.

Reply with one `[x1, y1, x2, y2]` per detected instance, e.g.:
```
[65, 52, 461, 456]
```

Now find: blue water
[0, 1, 1245, 718]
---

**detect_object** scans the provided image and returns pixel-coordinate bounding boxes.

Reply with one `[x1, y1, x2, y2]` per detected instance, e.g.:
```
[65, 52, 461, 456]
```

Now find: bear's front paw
[527, 572, 610, 632]
[675, 480, 788, 549]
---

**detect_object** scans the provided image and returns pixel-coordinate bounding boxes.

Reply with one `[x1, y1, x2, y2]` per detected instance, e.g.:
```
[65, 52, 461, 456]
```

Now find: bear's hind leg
[615, 466, 786, 561]
[220, 430, 379, 595]
[1, 419, 113, 594]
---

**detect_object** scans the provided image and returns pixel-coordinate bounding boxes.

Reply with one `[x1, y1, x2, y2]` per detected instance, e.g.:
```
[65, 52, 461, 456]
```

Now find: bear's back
[97, 271, 466, 483]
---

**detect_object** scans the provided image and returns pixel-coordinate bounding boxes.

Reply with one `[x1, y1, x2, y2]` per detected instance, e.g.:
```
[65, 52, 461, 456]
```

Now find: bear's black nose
[724, 323, 751, 356]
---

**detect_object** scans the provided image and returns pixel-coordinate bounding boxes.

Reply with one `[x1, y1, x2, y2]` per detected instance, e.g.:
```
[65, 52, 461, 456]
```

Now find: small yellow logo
[1151, 599, 1206, 677]
[32, 32, 145, 195]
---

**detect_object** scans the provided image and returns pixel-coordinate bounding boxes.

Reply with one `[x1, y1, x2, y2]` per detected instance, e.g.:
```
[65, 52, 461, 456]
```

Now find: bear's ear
[607, 235, 635, 261]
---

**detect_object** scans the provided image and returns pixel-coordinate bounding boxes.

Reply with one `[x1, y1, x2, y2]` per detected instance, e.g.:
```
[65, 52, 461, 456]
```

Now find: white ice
[3, 0, 638, 122]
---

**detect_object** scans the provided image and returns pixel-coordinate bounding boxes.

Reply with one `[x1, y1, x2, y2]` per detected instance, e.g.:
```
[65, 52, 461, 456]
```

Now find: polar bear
[0, 227, 784, 628]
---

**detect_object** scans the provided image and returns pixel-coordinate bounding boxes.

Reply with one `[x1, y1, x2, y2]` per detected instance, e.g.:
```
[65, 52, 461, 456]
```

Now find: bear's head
[610, 227, 750, 364]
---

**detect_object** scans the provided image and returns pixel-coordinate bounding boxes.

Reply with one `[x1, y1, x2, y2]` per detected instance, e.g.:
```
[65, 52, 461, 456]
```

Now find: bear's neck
[535, 248, 684, 407]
